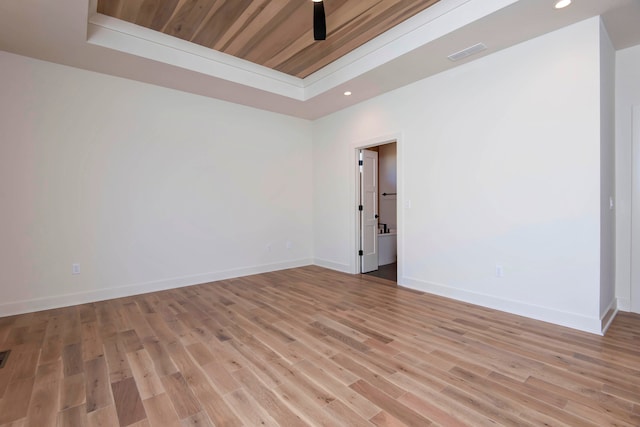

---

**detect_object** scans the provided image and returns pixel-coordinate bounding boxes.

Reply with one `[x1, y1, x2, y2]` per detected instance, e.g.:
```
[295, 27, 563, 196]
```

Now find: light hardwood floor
[0, 266, 639, 426]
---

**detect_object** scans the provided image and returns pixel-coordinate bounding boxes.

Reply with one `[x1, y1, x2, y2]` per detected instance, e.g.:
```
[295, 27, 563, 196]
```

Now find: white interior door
[361, 149, 378, 273]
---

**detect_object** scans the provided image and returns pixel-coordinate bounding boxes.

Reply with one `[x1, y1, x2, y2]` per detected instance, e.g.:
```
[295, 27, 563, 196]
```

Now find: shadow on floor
[364, 262, 397, 282]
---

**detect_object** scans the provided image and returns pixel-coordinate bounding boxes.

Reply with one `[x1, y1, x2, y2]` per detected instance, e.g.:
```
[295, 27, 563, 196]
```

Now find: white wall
[313, 18, 605, 333]
[634, 106, 640, 313]
[0, 51, 313, 316]
[0, 18, 623, 334]
[615, 43, 640, 313]
[599, 21, 616, 320]
[378, 143, 397, 231]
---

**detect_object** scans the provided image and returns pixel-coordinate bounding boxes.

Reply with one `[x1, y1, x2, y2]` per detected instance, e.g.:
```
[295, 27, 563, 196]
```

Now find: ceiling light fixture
[344, 91, 352, 96]
[554, 0, 571, 9]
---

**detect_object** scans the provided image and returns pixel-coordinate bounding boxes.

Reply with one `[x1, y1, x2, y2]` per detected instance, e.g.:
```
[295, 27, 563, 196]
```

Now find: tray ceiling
[2, 0, 639, 119]
[96, 0, 440, 78]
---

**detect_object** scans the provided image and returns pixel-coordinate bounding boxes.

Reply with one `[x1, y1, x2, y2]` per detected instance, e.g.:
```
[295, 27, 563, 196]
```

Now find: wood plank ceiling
[96, 0, 441, 78]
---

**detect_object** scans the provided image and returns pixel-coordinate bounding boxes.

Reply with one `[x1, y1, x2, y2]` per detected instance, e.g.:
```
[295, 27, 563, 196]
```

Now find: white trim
[0, 259, 312, 317]
[350, 133, 404, 276]
[313, 258, 352, 273]
[402, 276, 603, 335]
[87, 15, 304, 100]
[632, 105, 640, 313]
[600, 298, 618, 335]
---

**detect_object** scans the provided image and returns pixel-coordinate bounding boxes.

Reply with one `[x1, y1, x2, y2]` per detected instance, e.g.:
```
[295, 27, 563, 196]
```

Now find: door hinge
[358, 205, 363, 211]
[358, 160, 363, 166]
[358, 250, 364, 256]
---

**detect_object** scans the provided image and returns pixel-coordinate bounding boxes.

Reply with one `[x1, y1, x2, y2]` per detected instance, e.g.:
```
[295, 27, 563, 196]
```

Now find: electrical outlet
[286, 241, 293, 250]
[495, 264, 504, 278]
[266, 243, 272, 252]
[72, 263, 80, 275]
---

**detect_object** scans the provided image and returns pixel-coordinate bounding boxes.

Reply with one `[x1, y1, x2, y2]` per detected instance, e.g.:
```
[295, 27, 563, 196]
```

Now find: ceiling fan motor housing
[314, 1, 326, 40]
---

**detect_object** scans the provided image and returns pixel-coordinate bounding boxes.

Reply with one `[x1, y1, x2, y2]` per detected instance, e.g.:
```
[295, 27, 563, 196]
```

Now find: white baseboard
[401, 276, 602, 335]
[0, 258, 313, 317]
[313, 258, 352, 273]
[600, 299, 618, 335]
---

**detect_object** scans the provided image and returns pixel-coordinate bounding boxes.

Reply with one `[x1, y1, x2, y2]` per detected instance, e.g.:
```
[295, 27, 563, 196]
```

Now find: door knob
[375, 214, 379, 218]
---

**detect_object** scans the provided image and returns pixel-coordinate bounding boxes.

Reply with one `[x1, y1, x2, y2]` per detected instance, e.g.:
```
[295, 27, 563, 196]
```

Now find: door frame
[350, 133, 403, 282]
[631, 106, 640, 313]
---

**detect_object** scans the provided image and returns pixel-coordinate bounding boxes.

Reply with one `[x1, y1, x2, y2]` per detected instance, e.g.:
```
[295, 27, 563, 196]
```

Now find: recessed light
[344, 91, 352, 96]
[554, 0, 571, 9]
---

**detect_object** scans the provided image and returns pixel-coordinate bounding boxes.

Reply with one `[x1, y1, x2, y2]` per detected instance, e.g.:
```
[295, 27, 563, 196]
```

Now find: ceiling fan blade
[313, 1, 326, 41]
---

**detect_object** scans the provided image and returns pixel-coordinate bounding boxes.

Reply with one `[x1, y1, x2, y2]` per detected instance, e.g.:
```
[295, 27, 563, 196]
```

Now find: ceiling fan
[313, 0, 326, 41]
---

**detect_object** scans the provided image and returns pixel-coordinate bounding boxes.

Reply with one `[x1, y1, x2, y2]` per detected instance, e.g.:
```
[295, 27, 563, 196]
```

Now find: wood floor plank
[180, 411, 214, 427]
[447, 366, 595, 427]
[86, 404, 120, 427]
[81, 322, 104, 361]
[274, 382, 338, 426]
[311, 321, 371, 353]
[526, 375, 640, 425]
[103, 338, 133, 384]
[164, 341, 243, 427]
[84, 357, 112, 413]
[295, 359, 380, 420]
[200, 362, 239, 395]
[222, 388, 279, 426]
[232, 367, 308, 427]
[142, 393, 182, 427]
[389, 371, 498, 427]
[57, 404, 89, 427]
[62, 343, 84, 377]
[141, 336, 178, 377]
[0, 266, 639, 426]
[160, 372, 201, 419]
[332, 353, 404, 399]
[39, 335, 63, 366]
[9, 344, 40, 381]
[0, 417, 27, 427]
[0, 363, 14, 399]
[127, 349, 165, 400]
[369, 410, 411, 427]
[0, 377, 35, 425]
[59, 373, 86, 411]
[350, 379, 432, 426]
[24, 371, 60, 427]
[323, 399, 373, 427]
[111, 377, 146, 426]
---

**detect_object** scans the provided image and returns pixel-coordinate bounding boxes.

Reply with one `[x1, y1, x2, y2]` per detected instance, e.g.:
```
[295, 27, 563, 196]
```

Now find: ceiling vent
[447, 43, 487, 62]
[0, 350, 10, 369]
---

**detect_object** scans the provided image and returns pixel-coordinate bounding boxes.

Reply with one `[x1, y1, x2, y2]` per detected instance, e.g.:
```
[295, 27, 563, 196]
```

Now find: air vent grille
[0, 350, 10, 369]
[448, 43, 487, 62]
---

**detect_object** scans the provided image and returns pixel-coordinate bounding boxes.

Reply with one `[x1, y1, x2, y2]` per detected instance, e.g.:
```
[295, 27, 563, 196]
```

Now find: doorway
[357, 141, 398, 282]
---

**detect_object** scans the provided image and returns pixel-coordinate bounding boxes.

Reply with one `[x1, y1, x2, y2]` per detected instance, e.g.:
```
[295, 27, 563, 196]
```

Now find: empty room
[1, 0, 640, 425]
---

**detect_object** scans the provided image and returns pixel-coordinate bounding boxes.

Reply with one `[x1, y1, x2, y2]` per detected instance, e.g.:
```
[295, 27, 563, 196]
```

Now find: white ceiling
[1, 0, 639, 120]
